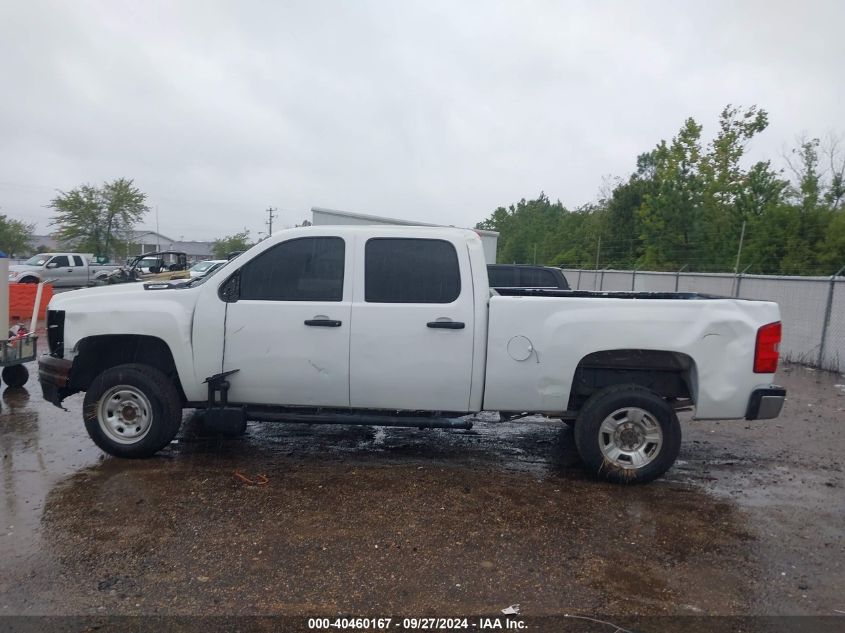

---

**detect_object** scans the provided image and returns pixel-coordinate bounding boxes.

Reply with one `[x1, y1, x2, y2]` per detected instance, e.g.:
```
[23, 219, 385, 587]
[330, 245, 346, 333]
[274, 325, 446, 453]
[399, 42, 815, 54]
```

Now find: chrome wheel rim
[598, 407, 663, 469]
[97, 385, 153, 445]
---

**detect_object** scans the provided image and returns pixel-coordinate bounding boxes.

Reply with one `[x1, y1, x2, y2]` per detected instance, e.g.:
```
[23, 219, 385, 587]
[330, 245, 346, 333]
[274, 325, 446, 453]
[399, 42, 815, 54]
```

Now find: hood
[9, 264, 40, 273]
[47, 281, 200, 312]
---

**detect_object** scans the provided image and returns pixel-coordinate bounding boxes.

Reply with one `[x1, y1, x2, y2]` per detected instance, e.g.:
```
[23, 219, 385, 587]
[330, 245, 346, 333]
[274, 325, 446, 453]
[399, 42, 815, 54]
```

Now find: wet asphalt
[0, 356, 843, 623]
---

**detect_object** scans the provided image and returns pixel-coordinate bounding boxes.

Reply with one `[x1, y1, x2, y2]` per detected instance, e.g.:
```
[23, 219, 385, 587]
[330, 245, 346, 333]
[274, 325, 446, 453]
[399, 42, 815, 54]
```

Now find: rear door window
[365, 238, 460, 303]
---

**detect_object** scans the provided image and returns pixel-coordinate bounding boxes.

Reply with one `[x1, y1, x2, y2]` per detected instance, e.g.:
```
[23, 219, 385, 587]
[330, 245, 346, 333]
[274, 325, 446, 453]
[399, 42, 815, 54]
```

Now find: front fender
[50, 285, 204, 400]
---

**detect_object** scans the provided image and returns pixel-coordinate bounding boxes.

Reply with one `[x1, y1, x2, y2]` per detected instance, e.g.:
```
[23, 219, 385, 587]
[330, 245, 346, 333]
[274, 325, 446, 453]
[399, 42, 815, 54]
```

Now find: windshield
[24, 254, 51, 266]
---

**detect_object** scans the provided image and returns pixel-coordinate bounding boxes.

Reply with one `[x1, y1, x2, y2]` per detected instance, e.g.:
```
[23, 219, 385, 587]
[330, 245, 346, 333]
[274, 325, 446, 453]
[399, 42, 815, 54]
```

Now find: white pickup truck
[38, 226, 786, 483]
[10, 253, 119, 287]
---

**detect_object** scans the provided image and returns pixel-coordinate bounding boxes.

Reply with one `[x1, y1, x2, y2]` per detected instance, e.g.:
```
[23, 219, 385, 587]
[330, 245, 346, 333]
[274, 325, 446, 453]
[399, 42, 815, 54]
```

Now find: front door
[349, 236, 475, 412]
[45, 255, 75, 287]
[222, 235, 351, 406]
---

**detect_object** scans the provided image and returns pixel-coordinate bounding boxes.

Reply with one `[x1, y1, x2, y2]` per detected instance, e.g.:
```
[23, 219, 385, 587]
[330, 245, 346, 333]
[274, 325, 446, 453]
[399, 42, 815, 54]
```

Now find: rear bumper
[745, 385, 786, 420]
[38, 354, 74, 407]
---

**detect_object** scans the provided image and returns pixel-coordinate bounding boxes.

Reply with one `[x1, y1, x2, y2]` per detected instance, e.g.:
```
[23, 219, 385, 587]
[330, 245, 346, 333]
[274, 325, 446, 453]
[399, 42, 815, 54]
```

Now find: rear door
[71, 255, 88, 285]
[349, 236, 475, 412]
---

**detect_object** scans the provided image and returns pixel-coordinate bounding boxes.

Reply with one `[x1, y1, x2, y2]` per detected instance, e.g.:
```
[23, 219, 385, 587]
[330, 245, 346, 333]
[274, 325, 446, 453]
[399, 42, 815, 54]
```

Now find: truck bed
[483, 291, 781, 418]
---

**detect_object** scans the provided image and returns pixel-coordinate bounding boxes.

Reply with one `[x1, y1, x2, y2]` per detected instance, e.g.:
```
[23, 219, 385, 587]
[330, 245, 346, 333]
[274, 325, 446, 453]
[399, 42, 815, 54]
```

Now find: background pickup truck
[38, 226, 786, 483]
[487, 264, 570, 290]
[9, 253, 119, 287]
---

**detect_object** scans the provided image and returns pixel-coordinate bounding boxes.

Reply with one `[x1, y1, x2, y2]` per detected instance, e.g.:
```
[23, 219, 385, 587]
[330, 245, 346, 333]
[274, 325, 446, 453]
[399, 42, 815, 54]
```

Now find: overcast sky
[1, 1, 843, 241]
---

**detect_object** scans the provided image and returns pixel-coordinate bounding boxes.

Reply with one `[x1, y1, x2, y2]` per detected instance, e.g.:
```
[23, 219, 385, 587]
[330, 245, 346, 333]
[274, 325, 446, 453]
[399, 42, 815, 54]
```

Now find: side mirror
[46, 262, 59, 269]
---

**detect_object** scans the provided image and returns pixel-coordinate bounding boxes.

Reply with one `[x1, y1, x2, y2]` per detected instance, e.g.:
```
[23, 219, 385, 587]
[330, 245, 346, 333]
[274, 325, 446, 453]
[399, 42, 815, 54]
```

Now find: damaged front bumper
[745, 385, 786, 420]
[38, 355, 74, 407]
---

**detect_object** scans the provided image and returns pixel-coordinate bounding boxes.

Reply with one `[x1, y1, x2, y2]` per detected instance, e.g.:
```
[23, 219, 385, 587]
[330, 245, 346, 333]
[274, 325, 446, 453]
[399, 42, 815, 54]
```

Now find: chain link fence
[562, 268, 845, 373]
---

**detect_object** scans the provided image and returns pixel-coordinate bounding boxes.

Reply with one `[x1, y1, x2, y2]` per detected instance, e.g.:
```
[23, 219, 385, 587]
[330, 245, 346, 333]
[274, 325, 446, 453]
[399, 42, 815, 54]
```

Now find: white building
[310, 207, 499, 264]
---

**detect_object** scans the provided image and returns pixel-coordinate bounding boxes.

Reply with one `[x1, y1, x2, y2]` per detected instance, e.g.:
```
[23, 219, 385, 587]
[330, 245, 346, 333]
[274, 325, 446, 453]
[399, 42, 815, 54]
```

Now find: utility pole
[155, 206, 161, 251]
[266, 207, 276, 237]
[733, 220, 746, 274]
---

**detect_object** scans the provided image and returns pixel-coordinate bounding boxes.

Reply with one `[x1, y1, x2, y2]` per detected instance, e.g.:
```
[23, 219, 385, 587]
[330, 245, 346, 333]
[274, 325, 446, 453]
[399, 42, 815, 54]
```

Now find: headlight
[8, 272, 20, 279]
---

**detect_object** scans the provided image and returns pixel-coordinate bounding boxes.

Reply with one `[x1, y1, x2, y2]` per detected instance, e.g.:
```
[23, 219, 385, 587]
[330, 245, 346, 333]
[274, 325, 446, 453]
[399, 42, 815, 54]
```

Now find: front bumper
[38, 354, 74, 407]
[745, 385, 786, 420]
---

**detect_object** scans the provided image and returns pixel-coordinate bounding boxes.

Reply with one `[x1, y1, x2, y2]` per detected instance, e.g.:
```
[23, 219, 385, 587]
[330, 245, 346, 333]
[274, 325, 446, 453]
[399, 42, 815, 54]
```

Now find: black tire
[19, 276, 39, 284]
[83, 363, 183, 458]
[2, 364, 29, 388]
[573, 384, 681, 484]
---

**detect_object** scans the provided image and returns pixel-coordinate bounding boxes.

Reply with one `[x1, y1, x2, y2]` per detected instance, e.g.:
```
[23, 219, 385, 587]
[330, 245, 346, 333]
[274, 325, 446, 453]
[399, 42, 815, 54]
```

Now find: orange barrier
[9, 283, 54, 322]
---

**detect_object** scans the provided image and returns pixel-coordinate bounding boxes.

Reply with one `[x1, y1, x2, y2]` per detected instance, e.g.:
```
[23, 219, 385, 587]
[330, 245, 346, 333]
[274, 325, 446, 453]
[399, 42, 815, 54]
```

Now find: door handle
[304, 319, 342, 327]
[427, 321, 465, 329]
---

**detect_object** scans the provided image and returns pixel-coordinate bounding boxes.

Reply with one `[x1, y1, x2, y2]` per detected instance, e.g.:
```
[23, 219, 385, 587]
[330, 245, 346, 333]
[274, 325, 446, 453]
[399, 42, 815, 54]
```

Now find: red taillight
[754, 321, 782, 373]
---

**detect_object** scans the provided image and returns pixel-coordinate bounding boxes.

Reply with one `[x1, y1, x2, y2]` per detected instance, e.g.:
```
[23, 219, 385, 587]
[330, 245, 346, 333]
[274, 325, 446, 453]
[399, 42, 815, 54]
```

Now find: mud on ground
[0, 363, 843, 622]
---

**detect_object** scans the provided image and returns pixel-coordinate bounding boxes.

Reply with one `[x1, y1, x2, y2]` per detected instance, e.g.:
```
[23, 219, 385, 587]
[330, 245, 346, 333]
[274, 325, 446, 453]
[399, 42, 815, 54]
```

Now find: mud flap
[202, 407, 247, 436]
[201, 369, 246, 435]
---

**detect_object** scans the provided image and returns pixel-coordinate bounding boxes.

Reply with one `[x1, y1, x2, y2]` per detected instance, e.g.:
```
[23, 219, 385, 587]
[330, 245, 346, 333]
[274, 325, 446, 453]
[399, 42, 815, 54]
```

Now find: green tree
[734, 161, 790, 274]
[212, 230, 252, 259]
[779, 137, 837, 274]
[637, 117, 704, 270]
[0, 214, 35, 256]
[698, 105, 770, 270]
[49, 179, 149, 258]
[819, 211, 845, 270]
[475, 105, 841, 276]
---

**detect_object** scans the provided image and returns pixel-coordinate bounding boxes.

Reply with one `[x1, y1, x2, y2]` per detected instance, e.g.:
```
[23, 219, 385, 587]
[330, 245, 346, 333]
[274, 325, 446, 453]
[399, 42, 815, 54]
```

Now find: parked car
[188, 259, 227, 279]
[9, 253, 120, 287]
[38, 226, 785, 483]
[488, 264, 570, 290]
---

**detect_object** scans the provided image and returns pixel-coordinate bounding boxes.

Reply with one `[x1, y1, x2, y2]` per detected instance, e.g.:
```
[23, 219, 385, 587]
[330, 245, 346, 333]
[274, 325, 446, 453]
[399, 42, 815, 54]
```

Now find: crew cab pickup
[38, 226, 786, 483]
[10, 253, 119, 287]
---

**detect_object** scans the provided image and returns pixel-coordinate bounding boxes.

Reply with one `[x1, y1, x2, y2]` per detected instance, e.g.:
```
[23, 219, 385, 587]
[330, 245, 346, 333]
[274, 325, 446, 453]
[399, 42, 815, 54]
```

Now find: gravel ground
[0, 361, 843, 630]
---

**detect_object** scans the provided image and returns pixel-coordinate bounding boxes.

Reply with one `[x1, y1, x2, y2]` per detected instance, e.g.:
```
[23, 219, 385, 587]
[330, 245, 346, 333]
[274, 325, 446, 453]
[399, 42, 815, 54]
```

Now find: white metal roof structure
[311, 206, 499, 264]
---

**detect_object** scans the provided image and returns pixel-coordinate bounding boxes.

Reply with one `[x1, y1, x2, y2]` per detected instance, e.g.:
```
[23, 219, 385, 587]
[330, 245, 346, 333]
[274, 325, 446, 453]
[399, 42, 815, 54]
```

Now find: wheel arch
[567, 348, 698, 411]
[70, 334, 187, 403]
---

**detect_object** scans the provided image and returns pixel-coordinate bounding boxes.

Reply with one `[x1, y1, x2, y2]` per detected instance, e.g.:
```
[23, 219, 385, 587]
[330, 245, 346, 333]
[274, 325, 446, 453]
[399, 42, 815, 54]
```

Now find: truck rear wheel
[573, 384, 681, 484]
[83, 363, 183, 458]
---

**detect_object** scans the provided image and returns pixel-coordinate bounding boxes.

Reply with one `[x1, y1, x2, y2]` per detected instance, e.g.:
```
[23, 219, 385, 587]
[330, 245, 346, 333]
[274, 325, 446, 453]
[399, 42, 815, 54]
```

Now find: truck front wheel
[2, 364, 29, 388]
[573, 384, 681, 484]
[83, 364, 183, 458]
